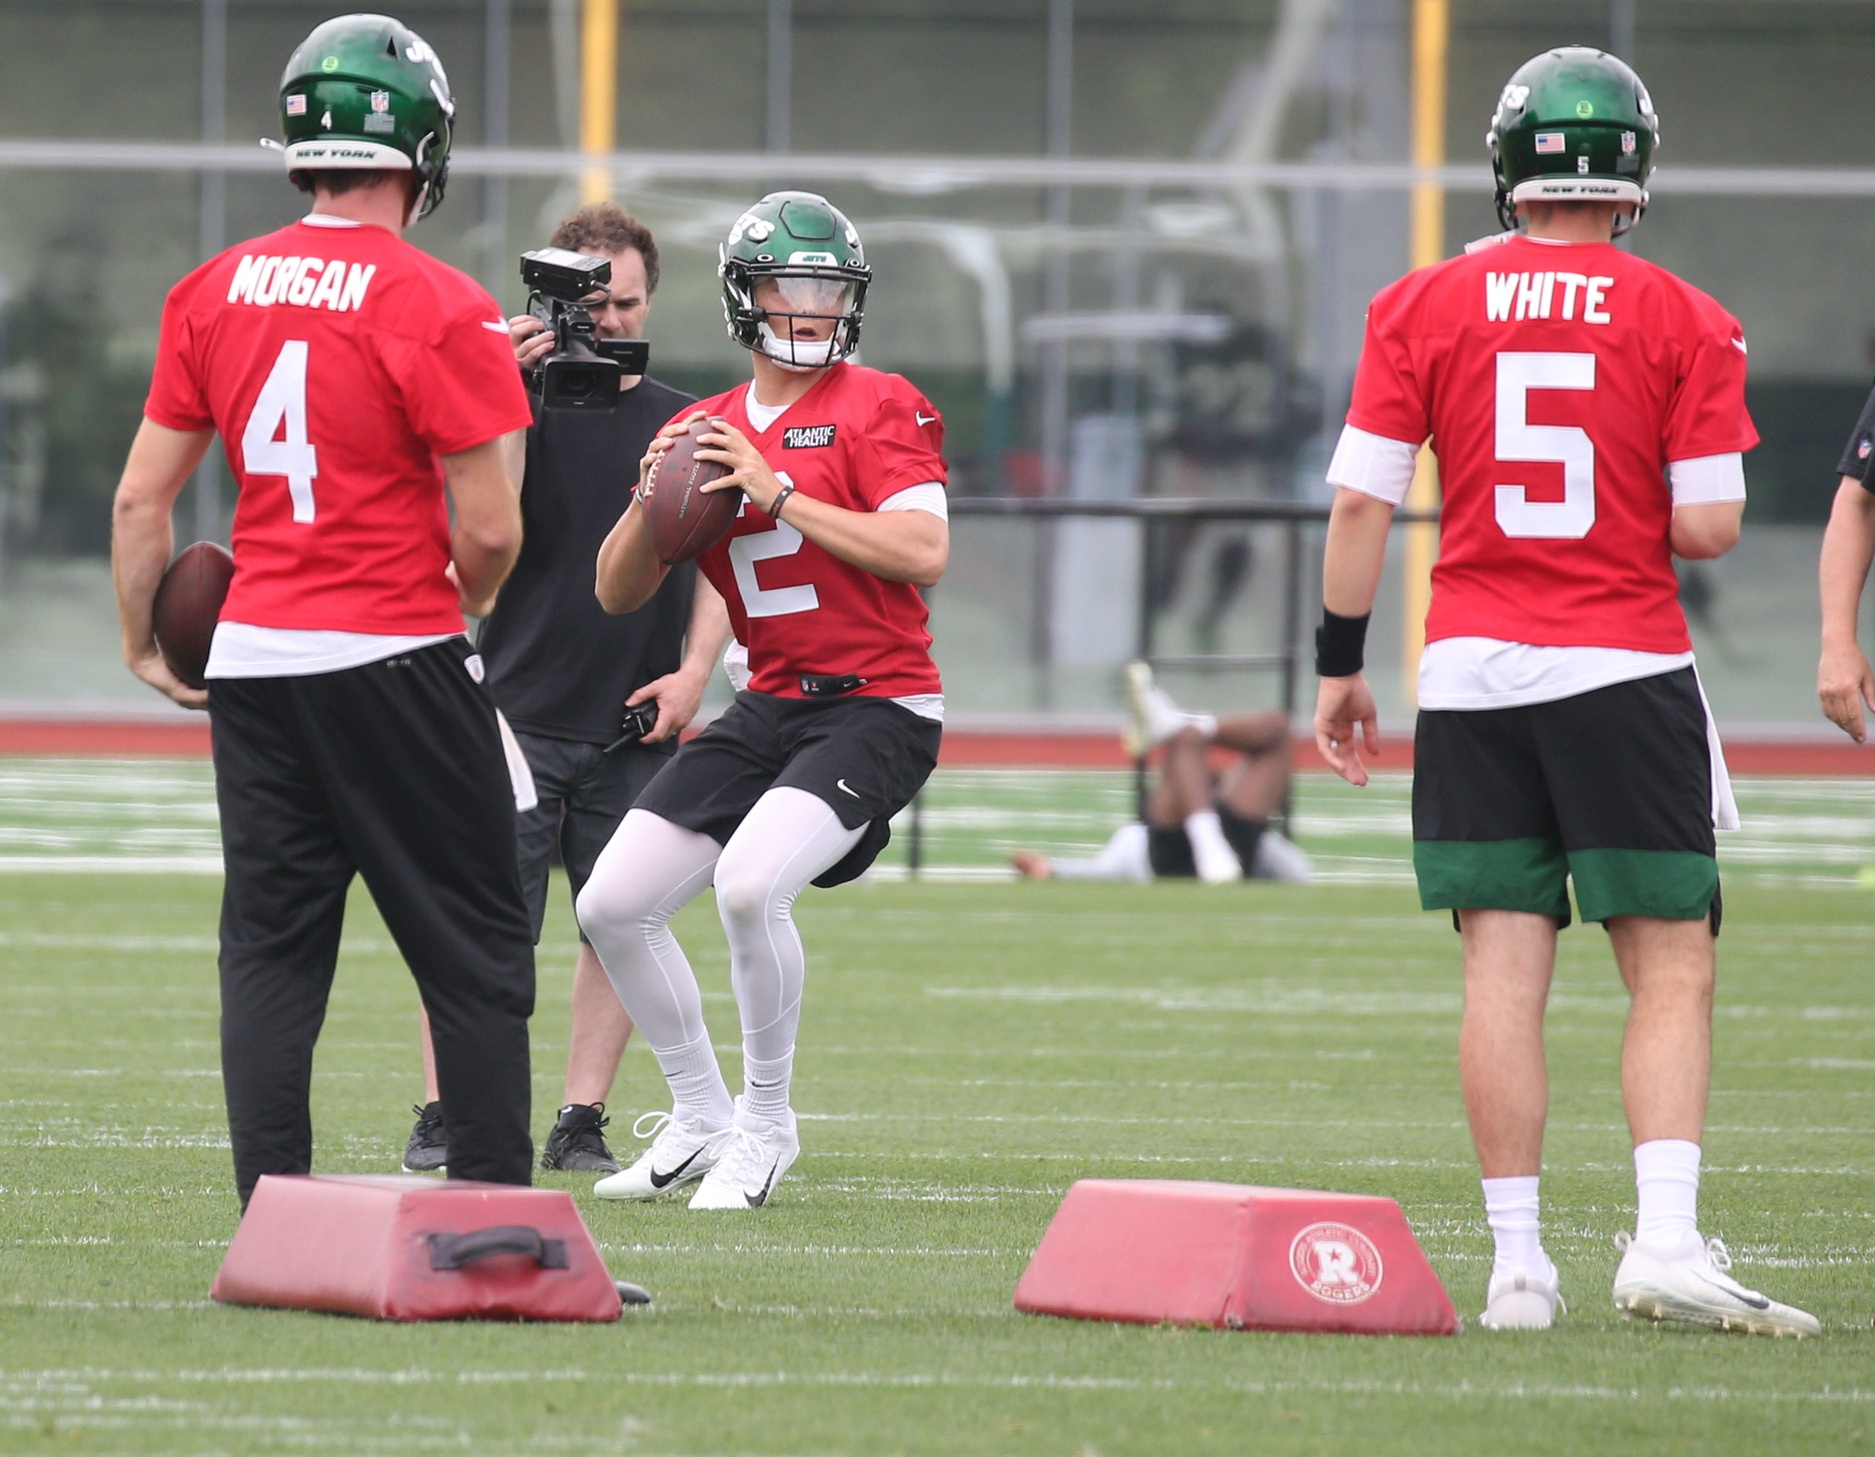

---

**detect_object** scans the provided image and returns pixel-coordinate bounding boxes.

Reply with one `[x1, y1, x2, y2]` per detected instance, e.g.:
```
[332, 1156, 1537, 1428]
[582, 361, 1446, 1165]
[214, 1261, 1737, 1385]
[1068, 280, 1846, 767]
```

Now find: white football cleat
[1478, 1256, 1565, 1331]
[592, 1110, 729, 1201]
[688, 1109, 800, 1211]
[1612, 1233, 1821, 1338]
[1122, 661, 1187, 758]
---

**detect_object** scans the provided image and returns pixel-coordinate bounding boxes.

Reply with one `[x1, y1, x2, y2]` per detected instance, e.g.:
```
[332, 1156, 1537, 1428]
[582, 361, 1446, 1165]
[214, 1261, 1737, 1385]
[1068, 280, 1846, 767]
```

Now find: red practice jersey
[145, 218, 532, 635]
[1348, 234, 1756, 653]
[685, 364, 947, 700]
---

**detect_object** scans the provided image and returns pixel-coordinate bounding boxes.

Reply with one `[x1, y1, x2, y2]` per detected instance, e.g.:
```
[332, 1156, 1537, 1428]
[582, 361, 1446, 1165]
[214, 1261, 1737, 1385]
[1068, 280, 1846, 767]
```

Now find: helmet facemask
[725, 265, 867, 370]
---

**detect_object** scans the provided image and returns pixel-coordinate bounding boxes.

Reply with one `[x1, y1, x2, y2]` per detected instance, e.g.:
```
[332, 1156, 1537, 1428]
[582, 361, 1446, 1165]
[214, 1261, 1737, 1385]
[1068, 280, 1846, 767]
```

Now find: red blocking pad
[211, 1174, 623, 1322]
[1014, 1180, 1458, 1336]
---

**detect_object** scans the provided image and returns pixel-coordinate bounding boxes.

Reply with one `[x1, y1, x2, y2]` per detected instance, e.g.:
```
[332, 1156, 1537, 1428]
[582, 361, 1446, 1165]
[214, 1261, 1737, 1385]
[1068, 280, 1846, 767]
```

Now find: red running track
[2, 719, 1870, 776]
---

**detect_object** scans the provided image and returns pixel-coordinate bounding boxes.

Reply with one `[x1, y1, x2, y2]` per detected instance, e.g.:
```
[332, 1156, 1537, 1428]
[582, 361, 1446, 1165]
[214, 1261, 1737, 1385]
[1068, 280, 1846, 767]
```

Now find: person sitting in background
[1012, 663, 1311, 884]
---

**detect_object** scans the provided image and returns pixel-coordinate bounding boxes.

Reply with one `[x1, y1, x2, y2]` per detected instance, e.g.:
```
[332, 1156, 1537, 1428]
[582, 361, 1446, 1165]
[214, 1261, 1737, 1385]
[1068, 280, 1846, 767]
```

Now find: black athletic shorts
[634, 691, 942, 887]
[1146, 804, 1267, 879]
[1413, 667, 1720, 929]
[514, 732, 669, 945]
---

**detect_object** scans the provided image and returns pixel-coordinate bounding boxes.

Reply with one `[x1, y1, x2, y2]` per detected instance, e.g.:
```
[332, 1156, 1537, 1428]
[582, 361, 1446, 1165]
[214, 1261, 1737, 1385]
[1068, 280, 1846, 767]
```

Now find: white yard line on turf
[3, 1369, 1871, 1402]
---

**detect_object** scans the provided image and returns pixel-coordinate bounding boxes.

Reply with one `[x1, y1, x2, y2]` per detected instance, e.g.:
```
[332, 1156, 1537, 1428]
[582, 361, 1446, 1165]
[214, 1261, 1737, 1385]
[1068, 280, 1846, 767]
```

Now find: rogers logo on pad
[1288, 1222, 1384, 1305]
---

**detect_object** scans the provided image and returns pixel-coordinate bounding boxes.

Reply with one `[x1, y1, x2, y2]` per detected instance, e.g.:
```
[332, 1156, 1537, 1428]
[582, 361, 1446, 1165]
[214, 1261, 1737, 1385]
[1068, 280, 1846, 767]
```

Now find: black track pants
[209, 639, 536, 1206]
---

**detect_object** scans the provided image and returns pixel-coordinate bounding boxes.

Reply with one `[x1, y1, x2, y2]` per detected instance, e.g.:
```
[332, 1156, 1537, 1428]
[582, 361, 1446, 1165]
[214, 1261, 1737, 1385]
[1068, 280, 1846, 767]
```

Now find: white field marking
[1, 1134, 231, 1150]
[2, 1237, 230, 1248]
[0, 856, 223, 874]
[925, 984, 1463, 1015]
[792, 1110, 1865, 1138]
[5, 1368, 1873, 1403]
[1800, 1057, 1875, 1069]
[793, 1111, 1470, 1130]
[923, 983, 1870, 1025]
[0, 931, 397, 955]
[0, 1299, 214, 1310]
[0, 932, 220, 952]
[683, 1302, 1019, 1320]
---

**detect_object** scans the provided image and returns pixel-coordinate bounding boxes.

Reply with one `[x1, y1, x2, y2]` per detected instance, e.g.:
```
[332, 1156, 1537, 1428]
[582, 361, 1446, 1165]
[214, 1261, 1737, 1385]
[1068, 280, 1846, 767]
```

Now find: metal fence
[902, 493, 1438, 874]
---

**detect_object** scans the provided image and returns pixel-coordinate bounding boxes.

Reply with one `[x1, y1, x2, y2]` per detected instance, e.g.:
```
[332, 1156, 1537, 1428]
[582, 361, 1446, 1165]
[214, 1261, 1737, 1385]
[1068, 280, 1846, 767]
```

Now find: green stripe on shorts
[1569, 847, 1717, 923]
[1414, 838, 1571, 920]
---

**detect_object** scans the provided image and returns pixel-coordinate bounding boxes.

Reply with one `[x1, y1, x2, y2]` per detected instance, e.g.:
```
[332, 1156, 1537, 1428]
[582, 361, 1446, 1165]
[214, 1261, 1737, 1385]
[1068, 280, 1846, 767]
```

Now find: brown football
[152, 541, 235, 691]
[640, 416, 742, 564]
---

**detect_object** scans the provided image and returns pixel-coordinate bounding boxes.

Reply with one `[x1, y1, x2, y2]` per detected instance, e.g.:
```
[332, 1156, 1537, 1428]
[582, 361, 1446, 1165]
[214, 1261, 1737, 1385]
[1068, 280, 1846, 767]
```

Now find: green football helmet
[719, 192, 871, 370]
[1488, 47, 1657, 235]
[278, 13, 455, 220]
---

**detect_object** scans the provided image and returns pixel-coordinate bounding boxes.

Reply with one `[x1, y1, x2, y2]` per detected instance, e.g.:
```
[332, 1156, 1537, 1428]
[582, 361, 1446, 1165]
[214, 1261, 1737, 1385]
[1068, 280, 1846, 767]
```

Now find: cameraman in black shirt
[404, 203, 730, 1175]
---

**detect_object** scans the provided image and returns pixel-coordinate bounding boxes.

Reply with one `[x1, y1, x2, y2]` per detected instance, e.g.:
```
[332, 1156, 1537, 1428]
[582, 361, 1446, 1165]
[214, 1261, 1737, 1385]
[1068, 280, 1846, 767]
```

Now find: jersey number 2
[242, 340, 319, 524]
[727, 472, 820, 618]
[1495, 351, 1594, 540]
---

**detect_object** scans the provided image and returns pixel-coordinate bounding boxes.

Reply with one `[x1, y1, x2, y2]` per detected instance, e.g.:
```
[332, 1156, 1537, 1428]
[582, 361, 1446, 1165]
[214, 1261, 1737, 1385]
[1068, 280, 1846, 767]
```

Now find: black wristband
[767, 482, 797, 520]
[1315, 608, 1370, 678]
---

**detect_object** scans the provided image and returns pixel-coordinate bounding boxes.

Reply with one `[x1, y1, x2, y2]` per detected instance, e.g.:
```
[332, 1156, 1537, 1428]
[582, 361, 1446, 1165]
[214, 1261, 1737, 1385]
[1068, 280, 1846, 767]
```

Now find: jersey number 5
[727, 472, 820, 618]
[242, 340, 319, 524]
[1495, 351, 1594, 540]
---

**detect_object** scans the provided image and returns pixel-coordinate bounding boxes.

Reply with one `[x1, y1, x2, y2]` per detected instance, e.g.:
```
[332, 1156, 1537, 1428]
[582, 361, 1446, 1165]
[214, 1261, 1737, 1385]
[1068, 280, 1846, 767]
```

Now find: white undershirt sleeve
[876, 481, 948, 520]
[1668, 453, 1747, 506]
[1325, 425, 1420, 507]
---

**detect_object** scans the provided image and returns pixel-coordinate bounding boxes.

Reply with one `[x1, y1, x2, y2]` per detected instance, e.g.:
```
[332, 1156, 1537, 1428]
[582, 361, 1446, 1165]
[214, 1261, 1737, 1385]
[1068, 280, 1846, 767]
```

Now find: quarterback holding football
[1314, 48, 1817, 1336]
[578, 192, 948, 1210]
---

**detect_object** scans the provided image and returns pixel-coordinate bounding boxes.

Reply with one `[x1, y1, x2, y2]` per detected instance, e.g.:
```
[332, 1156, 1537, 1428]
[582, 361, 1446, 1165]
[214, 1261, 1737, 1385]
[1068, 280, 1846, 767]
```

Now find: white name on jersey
[1485, 271, 1613, 326]
[226, 255, 376, 312]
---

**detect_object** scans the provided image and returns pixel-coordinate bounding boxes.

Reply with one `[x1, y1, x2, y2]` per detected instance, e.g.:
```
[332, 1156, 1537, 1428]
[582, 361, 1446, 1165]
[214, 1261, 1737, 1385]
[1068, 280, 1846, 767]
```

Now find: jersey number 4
[1495, 351, 1594, 540]
[241, 340, 319, 523]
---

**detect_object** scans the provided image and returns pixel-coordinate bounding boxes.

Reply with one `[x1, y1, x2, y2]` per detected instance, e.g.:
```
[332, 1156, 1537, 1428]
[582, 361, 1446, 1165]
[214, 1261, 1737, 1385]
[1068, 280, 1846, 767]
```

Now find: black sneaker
[402, 1101, 447, 1173]
[540, 1102, 620, 1173]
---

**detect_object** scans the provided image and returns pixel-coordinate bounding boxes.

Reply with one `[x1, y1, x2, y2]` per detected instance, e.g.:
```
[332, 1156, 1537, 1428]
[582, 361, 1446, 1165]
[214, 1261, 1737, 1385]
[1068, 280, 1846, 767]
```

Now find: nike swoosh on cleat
[836, 778, 860, 798]
[749, 1159, 783, 1208]
[647, 1148, 705, 1189]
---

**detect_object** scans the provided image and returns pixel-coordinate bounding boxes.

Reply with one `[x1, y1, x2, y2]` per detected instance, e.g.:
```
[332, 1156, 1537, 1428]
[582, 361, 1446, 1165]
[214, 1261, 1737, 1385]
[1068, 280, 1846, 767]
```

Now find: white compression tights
[576, 788, 865, 1123]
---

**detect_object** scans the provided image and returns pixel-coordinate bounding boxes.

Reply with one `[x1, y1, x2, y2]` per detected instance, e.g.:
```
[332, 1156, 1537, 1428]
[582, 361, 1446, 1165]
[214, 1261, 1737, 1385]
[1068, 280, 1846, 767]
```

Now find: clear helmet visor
[754, 273, 856, 318]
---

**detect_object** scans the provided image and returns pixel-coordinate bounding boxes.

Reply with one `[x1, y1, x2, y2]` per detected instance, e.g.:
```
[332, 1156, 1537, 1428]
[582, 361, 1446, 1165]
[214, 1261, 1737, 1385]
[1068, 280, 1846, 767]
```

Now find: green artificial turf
[0, 764, 1869, 1454]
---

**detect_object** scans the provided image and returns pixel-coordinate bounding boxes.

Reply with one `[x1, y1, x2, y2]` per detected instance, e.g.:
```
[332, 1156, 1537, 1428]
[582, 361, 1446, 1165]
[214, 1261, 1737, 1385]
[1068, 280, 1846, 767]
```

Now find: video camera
[519, 248, 651, 412]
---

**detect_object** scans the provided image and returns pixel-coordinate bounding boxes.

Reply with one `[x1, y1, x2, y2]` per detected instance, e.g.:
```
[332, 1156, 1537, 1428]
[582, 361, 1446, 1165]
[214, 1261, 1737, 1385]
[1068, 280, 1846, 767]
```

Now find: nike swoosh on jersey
[481, 320, 511, 334]
[647, 1147, 706, 1189]
[836, 778, 860, 797]
[1731, 336, 1748, 355]
[915, 413, 937, 426]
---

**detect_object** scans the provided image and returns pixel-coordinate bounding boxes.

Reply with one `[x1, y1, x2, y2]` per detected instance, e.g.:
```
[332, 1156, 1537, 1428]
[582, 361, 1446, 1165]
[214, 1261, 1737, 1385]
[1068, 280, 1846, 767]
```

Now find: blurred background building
[1, 0, 1871, 728]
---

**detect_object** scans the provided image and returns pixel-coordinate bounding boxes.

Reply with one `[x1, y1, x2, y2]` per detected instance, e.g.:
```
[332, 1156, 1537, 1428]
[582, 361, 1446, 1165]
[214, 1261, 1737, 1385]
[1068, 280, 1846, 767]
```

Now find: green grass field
[0, 761, 1870, 1454]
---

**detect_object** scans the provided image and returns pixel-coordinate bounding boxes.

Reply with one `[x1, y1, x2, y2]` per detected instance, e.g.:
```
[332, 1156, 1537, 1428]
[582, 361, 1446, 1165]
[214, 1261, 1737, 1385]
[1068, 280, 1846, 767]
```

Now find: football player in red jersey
[1313, 49, 1817, 1336]
[578, 192, 946, 1209]
[111, 15, 538, 1208]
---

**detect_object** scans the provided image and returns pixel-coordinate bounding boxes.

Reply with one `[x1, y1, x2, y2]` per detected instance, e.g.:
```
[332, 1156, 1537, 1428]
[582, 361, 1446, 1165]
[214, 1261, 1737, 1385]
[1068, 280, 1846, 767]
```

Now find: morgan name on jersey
[225, 254, 377, 313]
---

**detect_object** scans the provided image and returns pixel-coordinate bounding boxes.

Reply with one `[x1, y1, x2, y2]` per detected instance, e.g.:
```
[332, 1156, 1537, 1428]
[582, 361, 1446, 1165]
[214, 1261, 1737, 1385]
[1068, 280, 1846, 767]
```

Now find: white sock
[740, 1050, 793, 1129]
[1184, 810, 1242, 883]
[654, 1033, 733, 1127]
[1482, 1175, 1544, 1276]
[1634, 1138, 1701, 1250]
